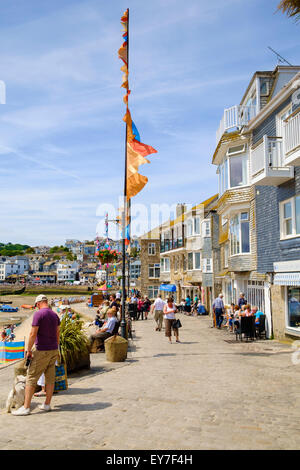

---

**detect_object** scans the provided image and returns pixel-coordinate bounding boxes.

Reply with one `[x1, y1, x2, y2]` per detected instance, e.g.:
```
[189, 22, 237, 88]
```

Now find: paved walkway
[0, 313, 299, 450]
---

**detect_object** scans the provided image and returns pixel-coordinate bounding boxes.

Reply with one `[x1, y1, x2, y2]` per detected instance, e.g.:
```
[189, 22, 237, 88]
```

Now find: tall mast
[121, 8, 129, 339]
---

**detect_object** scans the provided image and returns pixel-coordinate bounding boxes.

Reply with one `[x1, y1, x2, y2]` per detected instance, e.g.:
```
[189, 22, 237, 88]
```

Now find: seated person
[89, 309, 118, 352]
[251, 306, 264, 325]
[228, 303, 235, 331]
[244, 304, 252, 317]
[98, 300, 110, 320]
[109, 294, 119, 312]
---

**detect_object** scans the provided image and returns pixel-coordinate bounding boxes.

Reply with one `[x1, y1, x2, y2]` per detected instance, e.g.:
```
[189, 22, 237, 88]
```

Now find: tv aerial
[268, 46, 293, 66]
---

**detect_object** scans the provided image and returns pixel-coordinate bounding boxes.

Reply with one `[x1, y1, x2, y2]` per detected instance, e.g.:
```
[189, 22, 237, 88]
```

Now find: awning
[159, 284, 176, 292]
[274, 272, 300, 287]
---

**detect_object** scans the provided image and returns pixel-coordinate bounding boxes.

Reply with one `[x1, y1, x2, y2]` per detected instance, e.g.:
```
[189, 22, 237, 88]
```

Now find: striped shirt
[212, 297, 224, 310]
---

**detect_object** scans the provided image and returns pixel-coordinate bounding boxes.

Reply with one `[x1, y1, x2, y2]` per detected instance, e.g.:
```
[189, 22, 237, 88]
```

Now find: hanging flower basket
[97, 249, 119, 265]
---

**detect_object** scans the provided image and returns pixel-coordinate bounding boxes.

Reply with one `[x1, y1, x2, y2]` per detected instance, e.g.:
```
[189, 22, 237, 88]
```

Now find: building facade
[212, 65, 300, 339]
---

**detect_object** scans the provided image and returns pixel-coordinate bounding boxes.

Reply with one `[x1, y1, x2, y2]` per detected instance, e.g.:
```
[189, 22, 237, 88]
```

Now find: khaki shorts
[26, 349, 59, 387]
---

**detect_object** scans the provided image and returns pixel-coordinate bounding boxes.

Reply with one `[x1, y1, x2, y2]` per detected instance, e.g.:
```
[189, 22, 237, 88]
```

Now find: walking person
[152, 294, 165, 331]
[163, 297, 180, 343]
[185, 295, 191, 315]
[238, 292, 247, 310]
[12, 294, 60, 416]
[143, 296, 151, 320]
[212, 293, 225, 329]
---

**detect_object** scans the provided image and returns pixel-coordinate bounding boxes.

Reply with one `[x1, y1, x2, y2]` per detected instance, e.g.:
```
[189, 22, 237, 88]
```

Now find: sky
[0, 0, 299, 245]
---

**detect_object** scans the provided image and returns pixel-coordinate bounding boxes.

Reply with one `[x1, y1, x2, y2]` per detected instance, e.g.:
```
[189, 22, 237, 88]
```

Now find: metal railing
[216, 105, 256, 144]
[250, 136, 284, 178]
[284, 110, 300, 156]
[160, 238, 185, 253]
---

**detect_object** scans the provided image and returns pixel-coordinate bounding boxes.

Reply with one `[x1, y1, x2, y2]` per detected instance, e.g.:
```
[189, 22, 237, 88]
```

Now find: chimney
[176, 203, 187, 218]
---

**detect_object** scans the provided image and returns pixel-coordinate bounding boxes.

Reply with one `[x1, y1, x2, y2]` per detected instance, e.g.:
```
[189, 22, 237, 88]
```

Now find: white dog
[6, 375, 26, 413]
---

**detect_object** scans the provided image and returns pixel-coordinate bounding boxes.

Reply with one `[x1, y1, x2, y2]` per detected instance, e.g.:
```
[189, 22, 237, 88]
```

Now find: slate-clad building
[212, 65, 300, 338]
[245, 67, 300, 340]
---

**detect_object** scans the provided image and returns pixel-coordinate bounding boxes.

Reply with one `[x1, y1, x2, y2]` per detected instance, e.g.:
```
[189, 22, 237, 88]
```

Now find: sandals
[34, 391, 47, 397]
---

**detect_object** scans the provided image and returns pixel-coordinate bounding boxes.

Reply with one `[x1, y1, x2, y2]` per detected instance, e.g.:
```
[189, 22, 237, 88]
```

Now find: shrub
[59, 315, 90, 370]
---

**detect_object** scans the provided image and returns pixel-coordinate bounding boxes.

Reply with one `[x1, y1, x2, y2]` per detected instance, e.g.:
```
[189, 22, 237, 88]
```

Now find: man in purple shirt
[12, 294, 60, 416]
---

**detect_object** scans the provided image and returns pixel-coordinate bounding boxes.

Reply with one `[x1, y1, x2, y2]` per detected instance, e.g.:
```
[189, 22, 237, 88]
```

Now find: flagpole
[121, 8, 129, 339]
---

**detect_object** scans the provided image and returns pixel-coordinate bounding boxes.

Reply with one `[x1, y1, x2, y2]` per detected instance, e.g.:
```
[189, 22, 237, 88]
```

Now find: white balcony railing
[250, 135, 293, 185]
[284, 110, 300, 156]
[216, 105, 256, 144]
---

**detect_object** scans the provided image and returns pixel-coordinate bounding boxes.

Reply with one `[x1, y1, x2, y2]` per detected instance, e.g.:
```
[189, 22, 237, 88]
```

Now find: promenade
[0, 313, 299, 450]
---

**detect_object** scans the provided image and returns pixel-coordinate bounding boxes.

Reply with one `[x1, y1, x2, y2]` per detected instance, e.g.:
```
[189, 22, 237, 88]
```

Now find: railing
[216, 105, 256, 144]
[284, 110, 300, 156]
[251, 136, 284, 178]
[160, 238, 185, 253]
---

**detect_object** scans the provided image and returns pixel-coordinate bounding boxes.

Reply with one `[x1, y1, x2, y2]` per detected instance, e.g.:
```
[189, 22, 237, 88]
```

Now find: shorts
[164, 319, 178, 337]
[26, 349, 59, 387]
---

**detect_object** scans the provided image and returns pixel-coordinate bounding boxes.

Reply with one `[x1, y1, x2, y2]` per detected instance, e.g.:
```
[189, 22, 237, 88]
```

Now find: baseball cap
[35, 294, 48, 305]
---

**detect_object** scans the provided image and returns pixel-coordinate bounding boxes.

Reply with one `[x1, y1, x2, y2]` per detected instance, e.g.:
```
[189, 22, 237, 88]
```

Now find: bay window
[218, 146, 248, 196]
[230, 212, 250, 255]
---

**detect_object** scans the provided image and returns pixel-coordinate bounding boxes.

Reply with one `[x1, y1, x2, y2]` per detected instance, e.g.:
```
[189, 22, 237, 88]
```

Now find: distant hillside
[0, 243, 31, 257]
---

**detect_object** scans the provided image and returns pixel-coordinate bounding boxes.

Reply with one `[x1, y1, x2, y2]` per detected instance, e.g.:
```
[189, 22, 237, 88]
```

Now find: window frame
[280, 195, 300, 240]
[148, 242, 156, 256]
[285, 286, 300, 332]
[230, 212, 250, 256]
[148, 263, 160, 279]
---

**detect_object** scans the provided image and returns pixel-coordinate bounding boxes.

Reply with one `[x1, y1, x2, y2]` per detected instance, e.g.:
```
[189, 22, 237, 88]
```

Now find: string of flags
[118, 9, 157, 201]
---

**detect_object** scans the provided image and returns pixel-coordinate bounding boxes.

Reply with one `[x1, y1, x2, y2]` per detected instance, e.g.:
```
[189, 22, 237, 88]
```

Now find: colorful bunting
[118, 9, 157, 202]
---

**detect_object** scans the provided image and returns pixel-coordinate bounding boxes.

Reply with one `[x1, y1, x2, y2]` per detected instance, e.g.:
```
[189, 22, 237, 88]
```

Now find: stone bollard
[104, 335, 128, 362]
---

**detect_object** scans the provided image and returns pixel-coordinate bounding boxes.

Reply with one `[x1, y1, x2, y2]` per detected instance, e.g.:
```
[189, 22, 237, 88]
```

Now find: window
[148, 243, 156, 255]
[287, 287, 300, 329]
[188, 252, 193, 270]
[227, 144, 246, 156]
[224, 244, 229, 268]
[202, 220, 211, 237]
[202, 258, 212, 273]
[194, 252, 201, 270]
[194, 217, 200, 235]
[149, 263, 160, 278]
[280, 196, 300, 239]
[260, 79, 269, 96]
[218, 150, 248, 195]
[187, 219, 193, 237]
[161, 258, 170, 273]
[277, 105, 292, 137]
[148, 286, 159, 299]
[229, 154, 248, 188]
[230, 212, 250, 255]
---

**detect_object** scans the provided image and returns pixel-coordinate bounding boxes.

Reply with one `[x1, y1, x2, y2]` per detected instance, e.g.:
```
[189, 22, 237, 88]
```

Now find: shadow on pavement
[153, 353, 176, 358]
[54, 402, 112, 412]
[59, 387, 102, 395]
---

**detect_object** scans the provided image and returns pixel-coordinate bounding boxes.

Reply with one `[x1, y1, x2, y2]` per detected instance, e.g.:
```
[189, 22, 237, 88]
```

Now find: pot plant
[59, 314, 90, 373]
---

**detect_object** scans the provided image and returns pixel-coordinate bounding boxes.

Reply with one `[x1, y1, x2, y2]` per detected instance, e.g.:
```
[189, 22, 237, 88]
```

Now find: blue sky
[0, 0, 299, 245]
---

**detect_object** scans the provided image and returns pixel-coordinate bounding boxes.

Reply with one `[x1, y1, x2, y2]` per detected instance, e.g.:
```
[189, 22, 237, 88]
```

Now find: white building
[57, 261, 79, 283]
[0, 256, 29, 281]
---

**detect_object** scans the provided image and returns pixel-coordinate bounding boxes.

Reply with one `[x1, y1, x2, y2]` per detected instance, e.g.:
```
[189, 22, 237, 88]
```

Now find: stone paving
[0, 313, 299, 450]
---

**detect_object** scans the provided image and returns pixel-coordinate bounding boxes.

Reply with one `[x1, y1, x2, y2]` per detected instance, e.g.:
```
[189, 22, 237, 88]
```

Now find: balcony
[284, 109, 300, 166]
[216, 105, 256, 145]
[250, 135, 294, 186]
[160, 238, 185, 253]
